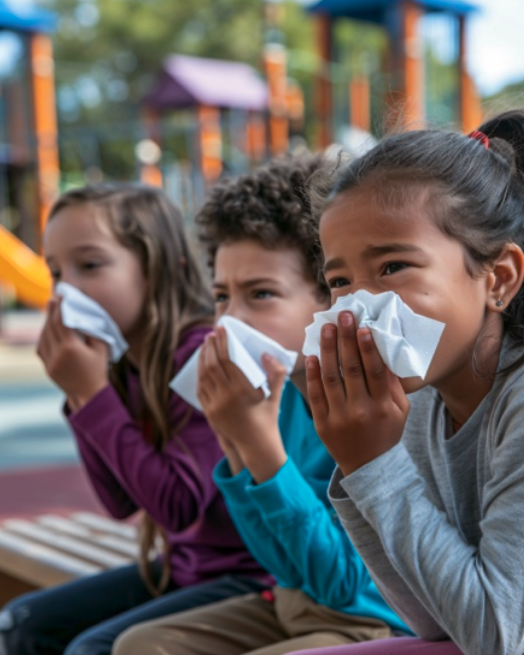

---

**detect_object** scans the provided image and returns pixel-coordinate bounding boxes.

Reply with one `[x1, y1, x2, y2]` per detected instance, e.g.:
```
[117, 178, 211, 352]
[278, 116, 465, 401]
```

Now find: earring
[496, 298, 504, 307]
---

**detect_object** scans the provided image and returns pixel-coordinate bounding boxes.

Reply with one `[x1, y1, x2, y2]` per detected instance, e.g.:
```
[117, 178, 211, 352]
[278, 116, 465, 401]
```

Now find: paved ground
[0, 311, 79, 472]
[0, 310, 91, 518]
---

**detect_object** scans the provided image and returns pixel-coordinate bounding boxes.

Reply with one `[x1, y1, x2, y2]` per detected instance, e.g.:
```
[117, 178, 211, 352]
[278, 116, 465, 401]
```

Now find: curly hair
[196, 153, 329, 299]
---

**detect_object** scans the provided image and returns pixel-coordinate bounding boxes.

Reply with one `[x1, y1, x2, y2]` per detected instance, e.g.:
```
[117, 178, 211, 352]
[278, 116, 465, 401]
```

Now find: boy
[114, 154, 406, 655]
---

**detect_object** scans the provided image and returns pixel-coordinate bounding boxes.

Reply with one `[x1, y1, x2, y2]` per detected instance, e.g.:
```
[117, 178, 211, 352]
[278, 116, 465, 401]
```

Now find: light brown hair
[49, 183, 214, 594]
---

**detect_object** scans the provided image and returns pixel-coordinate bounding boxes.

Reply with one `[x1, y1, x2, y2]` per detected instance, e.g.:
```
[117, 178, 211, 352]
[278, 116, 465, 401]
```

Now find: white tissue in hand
[302, 290, 445, 379]
[56, 282, 129, 362]
[170, 315, 298, 410]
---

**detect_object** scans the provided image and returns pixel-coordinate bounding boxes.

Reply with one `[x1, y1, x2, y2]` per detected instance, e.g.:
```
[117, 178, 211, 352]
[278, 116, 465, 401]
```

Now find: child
[0, 184, 271, 655]
[113, 155, 407, 655]
[287, 110, 524, 655]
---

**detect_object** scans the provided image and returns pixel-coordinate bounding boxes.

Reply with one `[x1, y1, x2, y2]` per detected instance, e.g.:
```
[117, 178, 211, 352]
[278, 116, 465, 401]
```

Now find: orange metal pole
[314, 13, 332, 148]
[384, 1, 424, 131]
[263, 45, 288, 156]
[30, 33, 60, 246]
[140, 105, 163, 187]
[458, 15, 482, 133]
[198, 105, 222, 184]
[350, 75, 370, 132]
[247, 111, 267, 163]
[401, 0, 424, 128]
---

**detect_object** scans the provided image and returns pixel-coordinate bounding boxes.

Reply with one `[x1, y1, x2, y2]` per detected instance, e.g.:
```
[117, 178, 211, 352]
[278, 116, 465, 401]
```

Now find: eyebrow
[362, 243, 423, 260]
[213, 278, 279, 289]
[45, 245, 107, 264]
[323, 243, 423, 275]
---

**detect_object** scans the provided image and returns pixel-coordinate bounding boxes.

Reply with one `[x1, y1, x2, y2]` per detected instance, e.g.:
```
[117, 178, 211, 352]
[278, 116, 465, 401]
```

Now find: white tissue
[302, 290, 445, 379]
[170, 315, 298, 410]
[56, 282, 129, 362]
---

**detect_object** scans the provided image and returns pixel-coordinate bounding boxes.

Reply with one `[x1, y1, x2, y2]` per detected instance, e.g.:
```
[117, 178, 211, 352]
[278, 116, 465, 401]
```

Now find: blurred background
[0, 0, 523, 507]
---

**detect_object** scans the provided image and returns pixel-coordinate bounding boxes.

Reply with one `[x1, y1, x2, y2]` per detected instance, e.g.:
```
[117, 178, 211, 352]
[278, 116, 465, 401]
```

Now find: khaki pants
[113, 587, 392, 655]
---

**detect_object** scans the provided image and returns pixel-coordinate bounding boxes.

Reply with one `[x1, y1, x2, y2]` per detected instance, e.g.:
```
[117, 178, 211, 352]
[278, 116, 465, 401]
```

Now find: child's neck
[436, 320, 503, 430]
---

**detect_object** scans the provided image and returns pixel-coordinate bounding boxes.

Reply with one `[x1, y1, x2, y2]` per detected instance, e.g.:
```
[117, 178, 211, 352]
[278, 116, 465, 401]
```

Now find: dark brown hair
[311, 111, 524, 355]
[48, 183, 214, 594]
[196, 153, 329, 300]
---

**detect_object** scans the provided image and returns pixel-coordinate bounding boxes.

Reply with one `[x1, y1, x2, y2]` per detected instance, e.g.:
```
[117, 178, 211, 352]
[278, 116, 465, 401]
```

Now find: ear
[486, 243, 524, 313]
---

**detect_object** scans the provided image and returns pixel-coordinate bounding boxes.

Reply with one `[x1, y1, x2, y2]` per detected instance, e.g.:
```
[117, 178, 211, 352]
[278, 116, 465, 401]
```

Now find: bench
[0, 512, 139, 607]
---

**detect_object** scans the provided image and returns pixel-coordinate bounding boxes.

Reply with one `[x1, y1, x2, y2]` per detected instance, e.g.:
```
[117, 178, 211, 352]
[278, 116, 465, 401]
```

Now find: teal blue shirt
[214, 382, 409, 632]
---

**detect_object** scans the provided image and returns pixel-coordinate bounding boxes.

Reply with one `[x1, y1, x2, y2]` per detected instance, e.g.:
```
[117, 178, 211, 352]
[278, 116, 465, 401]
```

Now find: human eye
[49, 269, 61, 282]
[383, 262, 409, 276]
[327, 276, 350, 290]
[80, 260, 102, 272]
[214, 292, 228, 304]
[253, 289, 275, 300]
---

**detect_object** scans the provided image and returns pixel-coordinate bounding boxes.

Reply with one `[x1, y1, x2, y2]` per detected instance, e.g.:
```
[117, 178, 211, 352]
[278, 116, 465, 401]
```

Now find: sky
[467, 0, 524, 95]
[298, 0, 524, 96]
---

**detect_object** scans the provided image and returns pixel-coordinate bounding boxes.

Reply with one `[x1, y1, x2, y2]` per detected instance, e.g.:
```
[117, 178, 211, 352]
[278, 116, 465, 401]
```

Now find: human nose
[58, 266, 83, 291]
[223, 298, 252, 327]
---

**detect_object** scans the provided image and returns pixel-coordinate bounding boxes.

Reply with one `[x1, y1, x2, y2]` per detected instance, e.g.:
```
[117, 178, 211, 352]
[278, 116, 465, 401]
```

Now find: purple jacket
[68, 326, 270, 588]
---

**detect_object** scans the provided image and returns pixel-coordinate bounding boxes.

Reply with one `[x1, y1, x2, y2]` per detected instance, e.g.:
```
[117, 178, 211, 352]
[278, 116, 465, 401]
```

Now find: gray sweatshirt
[329, 341, 524, 655]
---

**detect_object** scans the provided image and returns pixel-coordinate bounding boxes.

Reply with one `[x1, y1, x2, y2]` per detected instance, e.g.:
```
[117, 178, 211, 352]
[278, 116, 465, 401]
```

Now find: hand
[305, 311, 410, 476]
[197, 327, 288, 483]
[37, 297, 110, 412]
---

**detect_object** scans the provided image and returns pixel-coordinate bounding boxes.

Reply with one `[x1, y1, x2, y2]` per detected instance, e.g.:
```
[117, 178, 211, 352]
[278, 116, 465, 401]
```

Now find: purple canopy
[144, 54, 268, 111]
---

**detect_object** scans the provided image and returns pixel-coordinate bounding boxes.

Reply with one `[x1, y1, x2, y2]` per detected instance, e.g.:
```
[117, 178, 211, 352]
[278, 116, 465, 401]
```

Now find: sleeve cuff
[67, 385, 129, 443]
[247, 457, 319, 517]
[338, 442, 417, 505]
[213, 458, 253, 506]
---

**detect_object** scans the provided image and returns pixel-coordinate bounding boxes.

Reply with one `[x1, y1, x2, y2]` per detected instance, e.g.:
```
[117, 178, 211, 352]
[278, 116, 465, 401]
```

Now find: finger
[337, 312, 368, 401]
[214, 327, 248, 383]
[50, 297, 69, 340]
[319, 323, 346, 405]
[37, 324, 51, 363]
[206, 335, 231, 386]
[215, 326, 229, 363]
[45, 299, 63, 344]
[196, 379, 212, 410]
[261, 354, 287, 401]
[387, 369, 411, 414]
[85, 336, 110, 361]
[305, 355, 329, 424]
[357, 328, 390, 400]
[197, 339, 217, 393]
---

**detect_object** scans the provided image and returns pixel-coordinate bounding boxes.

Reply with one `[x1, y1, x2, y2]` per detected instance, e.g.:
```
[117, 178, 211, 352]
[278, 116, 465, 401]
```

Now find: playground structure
[141, 49, 304, 196]
[0, 0, 57, 309]
[0, 224, 50, 309]
[0, 0, 482, 310]
[308, 0, 480, 147]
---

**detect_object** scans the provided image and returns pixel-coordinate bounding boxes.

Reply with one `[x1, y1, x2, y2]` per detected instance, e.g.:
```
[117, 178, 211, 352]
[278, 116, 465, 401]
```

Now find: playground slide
[0, 224, 51, 309]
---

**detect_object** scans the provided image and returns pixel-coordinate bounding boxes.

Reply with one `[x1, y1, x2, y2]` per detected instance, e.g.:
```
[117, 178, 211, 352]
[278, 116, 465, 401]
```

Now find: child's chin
[400, 376, 428, 395]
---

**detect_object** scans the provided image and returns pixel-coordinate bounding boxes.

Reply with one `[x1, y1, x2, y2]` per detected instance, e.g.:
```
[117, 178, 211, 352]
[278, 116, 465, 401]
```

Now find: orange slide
[0, 224, 51, 309]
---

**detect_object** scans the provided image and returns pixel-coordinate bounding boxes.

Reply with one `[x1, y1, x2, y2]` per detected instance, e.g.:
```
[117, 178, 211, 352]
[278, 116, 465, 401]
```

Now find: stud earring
[496, 299, 504, 307]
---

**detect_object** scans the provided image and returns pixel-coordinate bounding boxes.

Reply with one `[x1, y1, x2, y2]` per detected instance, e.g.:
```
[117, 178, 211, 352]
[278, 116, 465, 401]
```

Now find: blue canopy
[0, 1, 56, 33]
[308, 0, 478, 22]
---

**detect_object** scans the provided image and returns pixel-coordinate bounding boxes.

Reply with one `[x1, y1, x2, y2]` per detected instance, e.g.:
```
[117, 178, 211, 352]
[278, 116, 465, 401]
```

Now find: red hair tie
[468, 130, 489, 150]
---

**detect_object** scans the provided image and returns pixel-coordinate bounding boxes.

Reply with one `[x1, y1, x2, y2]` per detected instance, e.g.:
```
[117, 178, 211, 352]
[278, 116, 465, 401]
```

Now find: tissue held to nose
[302, 289, 445, 379]
[170, 316, 298, 411]
[56, 282, 129, 362]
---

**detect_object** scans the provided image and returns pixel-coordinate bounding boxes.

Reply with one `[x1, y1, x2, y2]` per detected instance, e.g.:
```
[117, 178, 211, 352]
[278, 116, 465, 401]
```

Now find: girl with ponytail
[287, 110, 524, 655]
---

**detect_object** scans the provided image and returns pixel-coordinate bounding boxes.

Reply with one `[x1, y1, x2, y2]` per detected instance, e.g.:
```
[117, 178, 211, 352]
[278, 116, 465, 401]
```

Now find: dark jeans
[0, 562, 268, 655]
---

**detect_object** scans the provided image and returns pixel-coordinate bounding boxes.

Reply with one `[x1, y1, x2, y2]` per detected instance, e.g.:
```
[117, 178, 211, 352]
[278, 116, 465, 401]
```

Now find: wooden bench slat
[37, 515, 139, 558]
[71, 512, 138, 540]
[3, 520, 133, 569]
[0, 528, 101, 588]
[37, 515, 93, 538]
